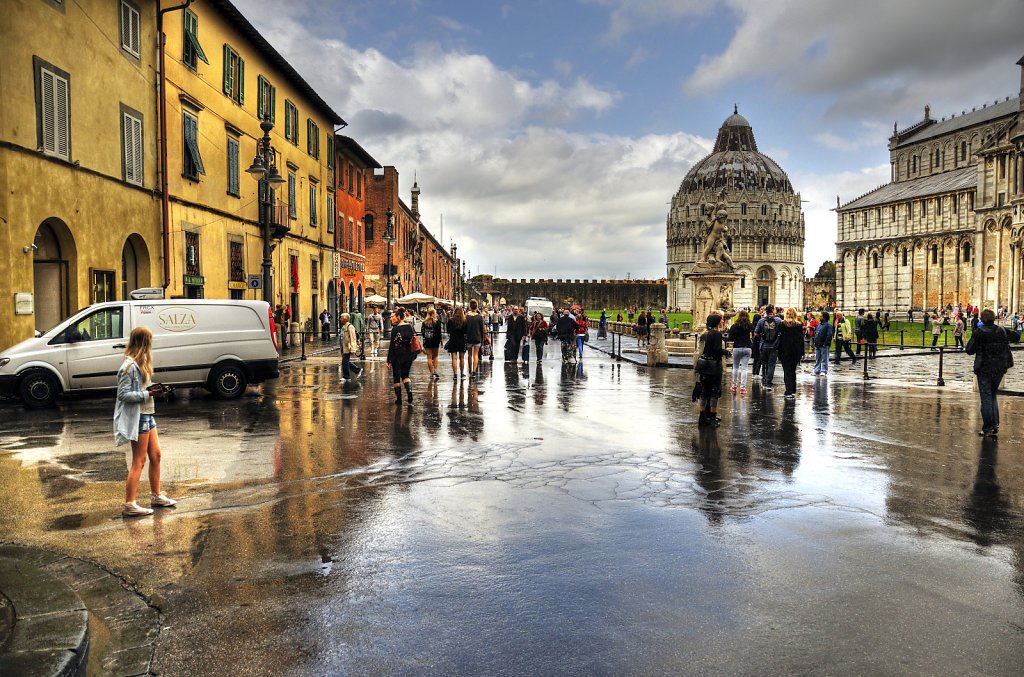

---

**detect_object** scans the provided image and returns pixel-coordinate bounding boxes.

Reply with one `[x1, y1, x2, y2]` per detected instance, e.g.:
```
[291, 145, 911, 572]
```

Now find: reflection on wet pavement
[1, 346, 1023, 674]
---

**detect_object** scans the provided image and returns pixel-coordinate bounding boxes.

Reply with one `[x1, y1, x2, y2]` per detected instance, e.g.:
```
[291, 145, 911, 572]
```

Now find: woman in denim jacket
[115, 327, 176, 516]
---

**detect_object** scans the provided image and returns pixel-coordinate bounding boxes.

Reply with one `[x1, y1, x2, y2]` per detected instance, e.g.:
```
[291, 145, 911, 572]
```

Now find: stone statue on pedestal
[693, 191, 734, 273]
[685, 191, 739, 328]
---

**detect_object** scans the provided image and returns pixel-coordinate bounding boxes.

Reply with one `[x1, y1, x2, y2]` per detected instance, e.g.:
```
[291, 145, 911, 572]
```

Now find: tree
[815, 261, 836, 280]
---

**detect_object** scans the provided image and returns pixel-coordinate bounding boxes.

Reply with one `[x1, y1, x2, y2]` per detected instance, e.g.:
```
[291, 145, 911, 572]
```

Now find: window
[761, 203, 767, 216]
[34, 57, 70, 160]
[119, 1, 140, 58]
[309, 182, 318, 226]
[185, 230, 201, 276]
[348, 218, 354, 251]
[284, 100, 299, 144]
[891, 205, 896, 220]
[953, 194, 958, 214]
[327, 136, 334, 170]
[908, 201, 913, 219]
[931, 245, 938, 265]
[121, 106, 143, 186]
[182, 111, 204, 180]
[229, 240, 245, 282]
[182, 9, 208, 70]
[226, 136, 239, 196]
[936, 197, 941, 216]
[934, 148, 939, 168]
[327, 191, 335, 235]
[63, 306, 123, 342]
[741, 203, 747, 215]
[872, 253, 878, 269]
[1000, 156, 1007, 179]
[307, 119, 319, 158]
[288, 173, 296, 219]
[740, 276, 745, 288]
[761, 240, 768, 254]
[961, 142, 967, 162]
[365, 214, 374, 241]
[222, 44, 244, 104]
[311, 259, 318, 291]
[356, 170, 362, 199]
[357, 221, 363, 254]
[348, 163, 354, 193]
[921, 200, 927, 218]
[912, 156, 917, 173]
[256, 75, 276, 123]
[91, 269, 116, 304]
[962, 242, 971, 263]
[902, 248, 908, 266]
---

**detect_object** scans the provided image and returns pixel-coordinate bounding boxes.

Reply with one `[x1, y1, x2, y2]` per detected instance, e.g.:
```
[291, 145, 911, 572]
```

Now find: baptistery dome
[665, 108, 806, 312]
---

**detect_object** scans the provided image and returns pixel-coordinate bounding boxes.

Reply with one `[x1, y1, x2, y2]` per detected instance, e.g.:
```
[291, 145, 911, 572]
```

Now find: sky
[236, 0, 1024, 281]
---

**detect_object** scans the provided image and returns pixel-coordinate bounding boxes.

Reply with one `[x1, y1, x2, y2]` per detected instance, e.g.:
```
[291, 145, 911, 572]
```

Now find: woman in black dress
[777, 307, 805, 399]
[861, 312, 879, 358]
[696, 313, 730, 427]
[387, 309, 417, 404]
[421, 307, 443, 380]
[445, 306, 468, 379]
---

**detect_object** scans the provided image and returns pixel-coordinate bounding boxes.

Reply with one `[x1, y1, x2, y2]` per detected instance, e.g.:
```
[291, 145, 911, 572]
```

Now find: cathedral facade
[836, 57, 1024, 313]
[666, 109, 805, 311]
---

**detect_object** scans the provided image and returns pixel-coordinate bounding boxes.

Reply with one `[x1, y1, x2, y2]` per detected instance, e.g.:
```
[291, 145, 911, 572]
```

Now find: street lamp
[383, 206, 397, 334]
[451, 243, 458, 304]
[247, 117, 285, 304]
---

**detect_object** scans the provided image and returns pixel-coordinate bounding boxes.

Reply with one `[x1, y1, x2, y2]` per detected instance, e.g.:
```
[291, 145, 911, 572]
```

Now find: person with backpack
[387, 309, 418, 404]
[339, 313, 363, 381]
[754, 304, 783, 390]
[965, 308, 1020, 437]
[812, 311, 834, 375]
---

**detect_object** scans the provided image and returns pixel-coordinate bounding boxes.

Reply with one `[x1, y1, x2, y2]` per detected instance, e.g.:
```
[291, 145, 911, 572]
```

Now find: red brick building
[331, 135, 380, 318]
[364, 168, 456, 304]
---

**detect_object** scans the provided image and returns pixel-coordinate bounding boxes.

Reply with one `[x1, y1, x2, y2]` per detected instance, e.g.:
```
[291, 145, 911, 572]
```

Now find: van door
[61, 305, 129, 391]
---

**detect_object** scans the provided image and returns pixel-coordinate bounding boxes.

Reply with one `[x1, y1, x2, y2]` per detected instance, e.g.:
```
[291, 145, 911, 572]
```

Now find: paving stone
[0, 648, 84, 677]
[8, 610, 88, 652]
[100, 644, 155, 677]
[0, 546, 66, 568]
[0, 558, 85, 618]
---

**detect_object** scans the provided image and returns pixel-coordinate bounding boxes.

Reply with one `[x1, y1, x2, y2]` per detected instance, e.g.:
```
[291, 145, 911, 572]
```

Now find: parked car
[0, 292, 279, 407]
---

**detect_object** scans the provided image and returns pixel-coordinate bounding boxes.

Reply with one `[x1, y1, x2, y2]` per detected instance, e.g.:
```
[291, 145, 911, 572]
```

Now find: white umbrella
[397, 292, 436, 304]
[364, 294, 388, 304]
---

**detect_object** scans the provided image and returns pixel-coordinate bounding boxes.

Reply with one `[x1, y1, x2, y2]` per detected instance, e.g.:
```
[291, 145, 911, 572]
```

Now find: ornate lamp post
[450, 243, 458, 304]
[246, 117, 285, 304]
[383, 207, 397, 337]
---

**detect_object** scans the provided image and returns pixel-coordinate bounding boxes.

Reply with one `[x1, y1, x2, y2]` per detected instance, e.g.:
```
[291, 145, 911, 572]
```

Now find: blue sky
[238, 0, 1024, 281]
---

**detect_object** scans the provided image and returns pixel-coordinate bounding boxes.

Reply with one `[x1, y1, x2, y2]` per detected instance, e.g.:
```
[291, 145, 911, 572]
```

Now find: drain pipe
[157, 0, 193, 291]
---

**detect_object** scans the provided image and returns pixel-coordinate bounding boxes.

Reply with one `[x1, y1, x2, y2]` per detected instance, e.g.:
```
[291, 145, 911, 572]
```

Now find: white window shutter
[123, 113, 135, 183]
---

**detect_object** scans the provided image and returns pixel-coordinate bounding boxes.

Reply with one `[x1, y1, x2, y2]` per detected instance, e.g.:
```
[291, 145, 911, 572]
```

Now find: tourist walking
[965, 308, 1020, 437]
[833, 312, 857, 363]
[750, 308, 764, 379]
[529, 311, 549, 361]
[466, 299, 486, 378]
[319, 309, 331, 342]
[813, 311, 834, 375]
[931, 313, 943, 348]
[340, 313, 363, 381]
[778, 308, 805, 399]
[576, 309, 588, 359]
[754, 305, 783, 390]
[115, 327, 176, 517]
[854, 309, 866, 355]
[445, 306, 468, 379]
[953, 312, 966, 350]
[274, 304, 288, 349]
[695, 312, 730, 427]
[645, 311, 655, 345]
[506, 306, 529, 364]
[489, 307, 500, 334]
[387, 309, 418, 404]
[556, 309, 578, 362]
[366, 307, 383, 357]
[636, 310, 647, 347]
[727, 309, 754, 393]
[862, 312, 879, 358]
[597, 310, 608, 339]
[421, 308, 443, 380]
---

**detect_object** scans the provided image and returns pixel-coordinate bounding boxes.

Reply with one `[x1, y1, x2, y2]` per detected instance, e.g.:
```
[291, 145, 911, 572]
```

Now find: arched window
[740, 276, 745, 288]
[931, 245, 938, 264]
[901, 248, 908, 266]
[934, 148, 940, 168]
[960, 142, 967, 162]
[741, 203, 747, 215]
[761, 203, 767, 216]
[912, 156, 918, 173]
[962, 242, 971, 263]
[364, 214, 374, 240]
[872, 253, 879, 268]
[781, 274, 787, 289]
[758, 269, 769, 281]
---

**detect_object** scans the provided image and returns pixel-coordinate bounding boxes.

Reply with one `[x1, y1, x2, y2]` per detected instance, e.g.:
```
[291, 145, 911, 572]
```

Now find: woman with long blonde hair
[777, 307, 806, 400]
[114, 326, 176, 516]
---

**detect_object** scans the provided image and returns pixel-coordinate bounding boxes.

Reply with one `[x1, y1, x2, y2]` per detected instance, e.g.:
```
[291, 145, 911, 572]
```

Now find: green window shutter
[227, 137, 239, 195]
[284, 102, 291, 141]
[288, 175, 296, 218]
[256, 75, 265, 119]
[222, 44, 231, 95]
[237, 57, 245, 104]
[270, 86, 276, 125]
[306, 120, 311, 154]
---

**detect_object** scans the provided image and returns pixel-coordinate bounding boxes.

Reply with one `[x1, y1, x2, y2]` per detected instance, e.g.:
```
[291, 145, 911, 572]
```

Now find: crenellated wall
[476, 276, 667, 311]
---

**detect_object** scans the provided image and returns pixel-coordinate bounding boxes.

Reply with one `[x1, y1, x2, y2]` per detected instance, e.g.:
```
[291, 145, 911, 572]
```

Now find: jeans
[814, 345, 829, 373]
[955, 334, 964, 349]
[932, 333, 940, 346]
[977, 376, 1001, 431]
[577, 336, 585, 356]
[342, 353, 361, 379]
[732, 347, 751, 388]
[760, 346, 778, 385]
[321, 323, 330, 341]
[534, 339, 545, 361]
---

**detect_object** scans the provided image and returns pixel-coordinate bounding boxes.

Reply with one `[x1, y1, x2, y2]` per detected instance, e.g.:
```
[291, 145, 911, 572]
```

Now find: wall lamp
[23, 243, 38, 254]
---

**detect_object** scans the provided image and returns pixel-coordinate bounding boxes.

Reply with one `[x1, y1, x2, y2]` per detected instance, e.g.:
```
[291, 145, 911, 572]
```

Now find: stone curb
[0, 545, 159, 677]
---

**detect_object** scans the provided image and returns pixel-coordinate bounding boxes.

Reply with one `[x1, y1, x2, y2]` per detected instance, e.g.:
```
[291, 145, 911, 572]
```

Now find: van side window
[61, 307, 124, 343]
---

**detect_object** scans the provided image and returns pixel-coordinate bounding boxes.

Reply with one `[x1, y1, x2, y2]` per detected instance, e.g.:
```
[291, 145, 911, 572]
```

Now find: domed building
[666, 108, 806, 311]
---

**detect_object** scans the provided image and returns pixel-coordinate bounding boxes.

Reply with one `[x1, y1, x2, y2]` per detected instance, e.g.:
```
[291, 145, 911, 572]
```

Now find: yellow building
[161, 0, 344, 327]
[0, 0, 162, 350]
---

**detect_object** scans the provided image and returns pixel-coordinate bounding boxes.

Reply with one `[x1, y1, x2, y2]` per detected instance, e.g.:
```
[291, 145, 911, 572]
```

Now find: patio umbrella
[571, 304, 582, 310]
[364, 294, 388, 304]
[397, 292, 437, 304]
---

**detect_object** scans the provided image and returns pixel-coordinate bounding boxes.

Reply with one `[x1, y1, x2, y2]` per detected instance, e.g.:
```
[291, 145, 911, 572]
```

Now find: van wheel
[20, 370, 60, 408]
[210, 363, 247, 399]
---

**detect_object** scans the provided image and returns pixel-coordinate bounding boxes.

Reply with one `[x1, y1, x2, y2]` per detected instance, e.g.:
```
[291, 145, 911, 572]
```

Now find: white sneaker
[123, 501, 153, 517]
[151, 493, 177, 508]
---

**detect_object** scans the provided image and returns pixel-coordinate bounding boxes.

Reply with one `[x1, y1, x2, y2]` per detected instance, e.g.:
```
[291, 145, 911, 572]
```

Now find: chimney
[410, 179, 420, 219]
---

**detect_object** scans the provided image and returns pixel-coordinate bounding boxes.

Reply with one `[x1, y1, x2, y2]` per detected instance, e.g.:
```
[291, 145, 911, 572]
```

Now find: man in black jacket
[965, 308, 1020, 437]
[505, 306, 529, 364]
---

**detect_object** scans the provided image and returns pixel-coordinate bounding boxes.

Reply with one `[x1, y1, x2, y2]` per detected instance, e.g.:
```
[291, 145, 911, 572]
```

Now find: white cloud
[684, 0, 1024, 122]
[791, 164, 891, 273]
[582, 0, 715, 41]
[624, 45, 649, 71]
[813, 121, 890, 153]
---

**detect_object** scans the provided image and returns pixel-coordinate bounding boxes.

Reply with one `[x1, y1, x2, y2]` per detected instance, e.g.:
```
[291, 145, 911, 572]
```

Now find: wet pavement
[1, 345, 1024, 674]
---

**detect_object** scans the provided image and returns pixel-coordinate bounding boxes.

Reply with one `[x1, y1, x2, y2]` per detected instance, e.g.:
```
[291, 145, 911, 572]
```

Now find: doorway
[32, 221, 72, 334]
[757, 285, 769, 307]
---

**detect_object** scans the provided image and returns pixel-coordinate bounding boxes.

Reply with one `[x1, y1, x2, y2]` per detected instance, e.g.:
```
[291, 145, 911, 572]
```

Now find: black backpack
[760, 318, 778, 343]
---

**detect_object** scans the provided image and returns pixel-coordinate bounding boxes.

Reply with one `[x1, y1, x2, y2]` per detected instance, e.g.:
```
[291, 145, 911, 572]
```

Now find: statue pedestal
[647, 323, 668, 366]
[685, 271, 741, 331]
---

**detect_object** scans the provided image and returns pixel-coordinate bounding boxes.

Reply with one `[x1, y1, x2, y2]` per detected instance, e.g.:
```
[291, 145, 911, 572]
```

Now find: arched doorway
[120, 234, 151, 299]
[33, 219, 76, 334]
[348, 281, 356, 313]
[357, 284, 363, 314]
[327, 279, 337, 331]
[755, 266, 774, 308]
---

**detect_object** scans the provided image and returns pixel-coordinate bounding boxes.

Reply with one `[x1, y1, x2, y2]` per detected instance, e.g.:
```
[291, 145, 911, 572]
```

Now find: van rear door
[62, 305, 130, 390]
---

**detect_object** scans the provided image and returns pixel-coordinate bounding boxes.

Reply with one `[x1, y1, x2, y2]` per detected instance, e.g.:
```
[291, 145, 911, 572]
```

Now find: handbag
[410, 333, 422, 355]
[694, 355, 718, 376]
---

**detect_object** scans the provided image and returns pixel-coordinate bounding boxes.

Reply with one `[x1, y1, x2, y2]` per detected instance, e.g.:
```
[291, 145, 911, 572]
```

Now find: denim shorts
[138, 414, 157, 434]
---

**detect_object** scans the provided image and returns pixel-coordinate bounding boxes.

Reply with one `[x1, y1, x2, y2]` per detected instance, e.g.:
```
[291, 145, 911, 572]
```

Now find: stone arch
[33, 218, 78, 334]
[348, 281, 356, 313]
[754, 265, 775, 307]
[121, 233, 151, 299]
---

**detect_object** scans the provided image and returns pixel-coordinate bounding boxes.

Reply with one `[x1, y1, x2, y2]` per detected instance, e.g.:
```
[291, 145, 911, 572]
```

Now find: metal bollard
[301, 331, 307, 360]
[862, 347, 869, 380]
[900, 330, 904, 349]
[937, 346, 945, 386]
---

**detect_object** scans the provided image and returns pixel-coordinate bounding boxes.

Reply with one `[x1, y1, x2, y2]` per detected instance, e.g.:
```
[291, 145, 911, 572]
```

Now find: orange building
[331, 135, 380, 319]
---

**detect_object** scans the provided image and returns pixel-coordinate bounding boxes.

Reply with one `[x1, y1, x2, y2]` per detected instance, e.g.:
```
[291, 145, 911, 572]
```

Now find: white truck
[525, 297, 555, 320]
[0, 293, 280, 407]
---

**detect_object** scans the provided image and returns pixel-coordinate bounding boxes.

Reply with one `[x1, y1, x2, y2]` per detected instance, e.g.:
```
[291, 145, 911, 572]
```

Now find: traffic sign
[248, 275, 262, 289]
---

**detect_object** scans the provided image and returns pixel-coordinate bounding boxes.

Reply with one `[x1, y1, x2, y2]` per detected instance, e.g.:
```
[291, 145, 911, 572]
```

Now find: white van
[0, 296, 279, 407]
[525, 297, 554, 320]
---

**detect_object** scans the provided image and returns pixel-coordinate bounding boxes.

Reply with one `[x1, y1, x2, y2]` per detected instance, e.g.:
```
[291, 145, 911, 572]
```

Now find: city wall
[477, 276, 667, 311]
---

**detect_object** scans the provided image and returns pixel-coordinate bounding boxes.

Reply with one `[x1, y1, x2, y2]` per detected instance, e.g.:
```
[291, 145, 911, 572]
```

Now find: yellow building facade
[161, 0, 344, 328]
[0, 0, 162, 350]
